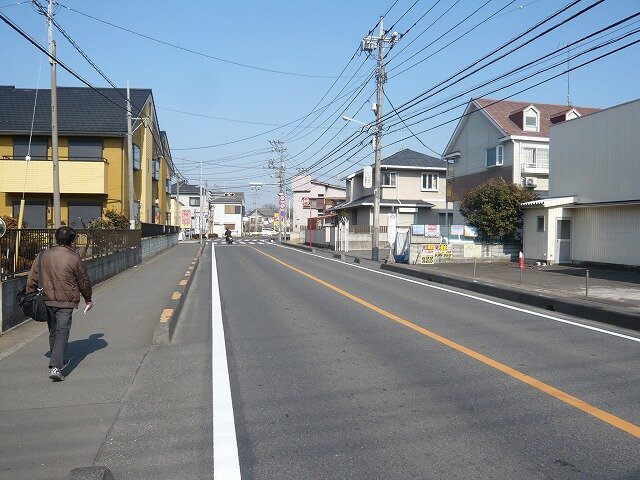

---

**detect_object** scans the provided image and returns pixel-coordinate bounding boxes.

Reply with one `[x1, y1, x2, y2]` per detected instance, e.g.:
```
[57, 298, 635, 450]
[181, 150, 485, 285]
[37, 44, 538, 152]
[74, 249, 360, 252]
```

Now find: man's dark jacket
[26, 245, 92, 308]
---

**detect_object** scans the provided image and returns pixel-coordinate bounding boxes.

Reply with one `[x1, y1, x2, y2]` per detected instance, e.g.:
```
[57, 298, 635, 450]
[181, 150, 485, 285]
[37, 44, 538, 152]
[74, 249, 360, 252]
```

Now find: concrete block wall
[1, 234, 179, 332]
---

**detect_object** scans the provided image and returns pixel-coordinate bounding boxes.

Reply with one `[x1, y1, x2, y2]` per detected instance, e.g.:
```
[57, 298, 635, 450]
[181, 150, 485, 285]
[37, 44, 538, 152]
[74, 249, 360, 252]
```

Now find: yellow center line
[250, 247, 640, 439]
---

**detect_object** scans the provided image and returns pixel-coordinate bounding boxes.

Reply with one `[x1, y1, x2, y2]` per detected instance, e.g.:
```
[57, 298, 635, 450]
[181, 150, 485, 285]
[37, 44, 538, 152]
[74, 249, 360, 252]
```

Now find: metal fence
[140, 223, 180, 237]
[0, 229, 141, 279]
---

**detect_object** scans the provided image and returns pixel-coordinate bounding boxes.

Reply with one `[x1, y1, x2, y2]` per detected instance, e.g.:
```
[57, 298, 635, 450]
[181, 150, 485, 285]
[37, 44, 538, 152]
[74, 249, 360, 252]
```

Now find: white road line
[280, 246, 640, 344]
[211, 245, 242, 479]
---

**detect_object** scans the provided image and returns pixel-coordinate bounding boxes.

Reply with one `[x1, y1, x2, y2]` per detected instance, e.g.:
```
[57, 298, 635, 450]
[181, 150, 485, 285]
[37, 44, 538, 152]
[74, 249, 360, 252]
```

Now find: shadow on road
[44, 333, 108, 377]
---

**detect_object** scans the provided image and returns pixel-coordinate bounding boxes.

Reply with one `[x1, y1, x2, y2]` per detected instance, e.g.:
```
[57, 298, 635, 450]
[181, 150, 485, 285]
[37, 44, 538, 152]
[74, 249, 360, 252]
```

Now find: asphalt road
[213, 242, 640, 479]
[1, 241, 637, 479]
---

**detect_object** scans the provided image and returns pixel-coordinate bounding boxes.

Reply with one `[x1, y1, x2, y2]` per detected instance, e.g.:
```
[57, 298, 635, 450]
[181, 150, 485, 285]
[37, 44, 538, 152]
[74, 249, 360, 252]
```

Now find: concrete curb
[281, 241, 315, 253]
[380, 263, 640, 332]
[69, 466, 114, 479]
[152, 242, 206, 345]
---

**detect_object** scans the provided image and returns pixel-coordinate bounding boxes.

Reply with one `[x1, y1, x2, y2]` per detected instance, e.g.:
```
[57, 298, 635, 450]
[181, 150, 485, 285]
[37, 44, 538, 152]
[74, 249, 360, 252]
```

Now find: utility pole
[361, 17, 399, 261]
[249, 182, 262, 235]
[126, 83, 135, 229]
[47, 0, 60, 228]
[269, 140, 287, 241]
[199, 161, 204, 244]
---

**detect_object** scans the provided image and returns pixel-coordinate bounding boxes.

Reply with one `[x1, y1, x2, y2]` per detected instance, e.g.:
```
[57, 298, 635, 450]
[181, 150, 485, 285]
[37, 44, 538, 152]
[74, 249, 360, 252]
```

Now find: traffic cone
[518, 251, 525, 269]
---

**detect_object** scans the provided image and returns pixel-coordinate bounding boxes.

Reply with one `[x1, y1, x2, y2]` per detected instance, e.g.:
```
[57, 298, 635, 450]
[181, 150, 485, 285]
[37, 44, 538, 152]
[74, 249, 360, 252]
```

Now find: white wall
[571, 205, 640, 266]
[551, 100, 640, 202]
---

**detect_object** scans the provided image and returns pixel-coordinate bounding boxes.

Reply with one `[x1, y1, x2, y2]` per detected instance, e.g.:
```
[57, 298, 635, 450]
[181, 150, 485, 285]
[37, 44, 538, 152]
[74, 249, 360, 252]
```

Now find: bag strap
[36, 251, 44, 290]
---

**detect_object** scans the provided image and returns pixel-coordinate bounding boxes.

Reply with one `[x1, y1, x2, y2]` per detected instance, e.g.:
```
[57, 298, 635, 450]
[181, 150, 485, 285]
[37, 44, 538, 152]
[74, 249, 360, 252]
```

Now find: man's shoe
[49, 367, 64, 382]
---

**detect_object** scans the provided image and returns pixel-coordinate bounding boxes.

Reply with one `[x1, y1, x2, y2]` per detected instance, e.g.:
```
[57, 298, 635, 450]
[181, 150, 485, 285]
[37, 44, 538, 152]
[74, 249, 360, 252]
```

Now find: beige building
[522, 98, 640, 267]
[337, 149, 447, 227]
[0, 86, 175, 228]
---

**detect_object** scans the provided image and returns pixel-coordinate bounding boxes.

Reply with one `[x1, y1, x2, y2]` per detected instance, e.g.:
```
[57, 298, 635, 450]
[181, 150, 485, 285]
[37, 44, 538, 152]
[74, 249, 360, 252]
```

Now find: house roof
[311, 179, 346, 191]
[210, 193, 244, 205]
[381, 148, 445, 168]
[246, 208, 275, 217]
[473, 98, 600, 138]
[330, 194, 435, 210]
[347, 149, 445, 179]
[170, 183, 201, 195]
[0, 85, 154, 136]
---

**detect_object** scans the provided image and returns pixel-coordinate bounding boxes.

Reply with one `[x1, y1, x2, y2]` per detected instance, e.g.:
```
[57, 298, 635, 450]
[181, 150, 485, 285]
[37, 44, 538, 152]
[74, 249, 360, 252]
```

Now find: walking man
[26, 226, 93, 381]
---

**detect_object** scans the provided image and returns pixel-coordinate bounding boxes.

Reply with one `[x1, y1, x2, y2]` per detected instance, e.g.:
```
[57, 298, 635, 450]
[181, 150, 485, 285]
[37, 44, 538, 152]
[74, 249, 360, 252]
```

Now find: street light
[249, 182, 262, 235]
[342, 114, 382, 260]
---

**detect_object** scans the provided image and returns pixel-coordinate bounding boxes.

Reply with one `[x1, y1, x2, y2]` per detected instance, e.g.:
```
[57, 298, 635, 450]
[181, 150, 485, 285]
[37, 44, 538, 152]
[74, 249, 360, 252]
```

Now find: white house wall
[523, 206, 570, 263]
[550, 100, 640, 202]
[571, 205, 640, 267]
[449, 108, 505, 176]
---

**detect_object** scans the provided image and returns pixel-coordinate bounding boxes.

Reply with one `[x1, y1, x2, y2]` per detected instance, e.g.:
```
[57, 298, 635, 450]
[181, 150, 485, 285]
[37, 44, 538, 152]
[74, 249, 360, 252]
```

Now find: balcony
[0, 158, 108, 194]
[520, 148, 549, 174]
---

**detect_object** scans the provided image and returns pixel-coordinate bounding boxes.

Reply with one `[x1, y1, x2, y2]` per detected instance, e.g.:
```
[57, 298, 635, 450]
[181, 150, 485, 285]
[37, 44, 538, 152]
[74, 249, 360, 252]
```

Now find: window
[13, 136, 47, 160]
[68, 202, 102, 228]
[133, 144, 141, 170]
[521, 147, 549, 167]
[421, 173, 438, 191]
[225, 205, 241, 214]
[152, 205, 159, 224]
[189, 197, 200, 207]
[165, 179, 171, 193]
[536, 215, 545, 232]
[12, 201, 47, 228]
[486, 145, 504, 168]
[381, 171, 397, 187]
[152, 159, 160, 180]
[68, 137, 102, 161]
[524, 108, 539, 132]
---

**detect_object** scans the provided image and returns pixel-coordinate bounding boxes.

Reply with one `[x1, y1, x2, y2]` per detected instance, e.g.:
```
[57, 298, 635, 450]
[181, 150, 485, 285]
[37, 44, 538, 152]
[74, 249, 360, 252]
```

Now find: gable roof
[347, 148, 445, 179]
[473, 98, 600, 138]
[0, 85, 153, 136]
[381, 148, 445, 168]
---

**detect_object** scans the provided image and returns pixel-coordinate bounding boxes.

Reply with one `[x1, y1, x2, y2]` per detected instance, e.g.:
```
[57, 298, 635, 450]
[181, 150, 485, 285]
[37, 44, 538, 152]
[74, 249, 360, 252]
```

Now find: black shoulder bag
[16, 253, 51, 322]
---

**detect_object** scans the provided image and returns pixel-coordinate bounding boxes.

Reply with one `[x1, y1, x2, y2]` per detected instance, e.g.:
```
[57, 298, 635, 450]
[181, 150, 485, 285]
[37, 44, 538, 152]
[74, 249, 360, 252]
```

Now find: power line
[56, 2, 358, 80]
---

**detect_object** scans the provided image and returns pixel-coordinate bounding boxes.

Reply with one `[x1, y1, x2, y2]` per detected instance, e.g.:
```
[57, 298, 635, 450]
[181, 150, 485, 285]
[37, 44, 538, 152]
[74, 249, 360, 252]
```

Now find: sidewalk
[305, 244, 640, 331]
[0, 242, 204, 480]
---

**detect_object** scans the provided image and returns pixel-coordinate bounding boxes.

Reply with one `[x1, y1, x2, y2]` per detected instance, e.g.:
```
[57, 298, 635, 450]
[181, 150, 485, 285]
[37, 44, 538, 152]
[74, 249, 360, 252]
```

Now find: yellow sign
[421, 243, 452, 258]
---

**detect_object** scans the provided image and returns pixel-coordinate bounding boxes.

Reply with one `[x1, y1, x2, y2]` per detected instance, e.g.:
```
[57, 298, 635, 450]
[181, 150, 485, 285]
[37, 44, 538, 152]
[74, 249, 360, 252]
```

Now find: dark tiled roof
[171, 183, 201, 195]
[381, 149, 445, 168]
[473, 98, 601, 138]
[0, 85, 152, 135]
[331, 194, 435, 210]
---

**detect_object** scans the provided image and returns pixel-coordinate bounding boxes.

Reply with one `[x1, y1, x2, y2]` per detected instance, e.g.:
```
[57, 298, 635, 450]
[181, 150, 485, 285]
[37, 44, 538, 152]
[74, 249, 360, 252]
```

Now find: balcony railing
[0, 157, 108, 194]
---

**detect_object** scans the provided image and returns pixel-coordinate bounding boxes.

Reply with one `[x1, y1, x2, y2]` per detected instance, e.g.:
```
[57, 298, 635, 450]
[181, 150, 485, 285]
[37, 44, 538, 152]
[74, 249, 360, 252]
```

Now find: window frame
[381, 171, 397, 187]
[152, 158, 160, 181]
[67, 137, 103, 161]
[486, 145, 504, 168]
[421, 172, 439, 191]
[133, 144, 141, 171]
[13, 136, 48, 160]
[536, 215, 545, 232]
[523, 108, 540, 132]
[189, 197, 200, 207]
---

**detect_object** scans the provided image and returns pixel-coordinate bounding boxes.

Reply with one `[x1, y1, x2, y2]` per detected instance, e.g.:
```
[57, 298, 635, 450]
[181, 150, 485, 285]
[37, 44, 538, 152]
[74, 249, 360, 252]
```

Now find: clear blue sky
[1, 0, 638, 205]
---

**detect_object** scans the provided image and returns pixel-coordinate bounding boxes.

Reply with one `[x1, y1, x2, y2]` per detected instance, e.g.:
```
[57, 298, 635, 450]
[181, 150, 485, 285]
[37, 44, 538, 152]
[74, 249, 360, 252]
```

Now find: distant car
[260, 228, 276, 236]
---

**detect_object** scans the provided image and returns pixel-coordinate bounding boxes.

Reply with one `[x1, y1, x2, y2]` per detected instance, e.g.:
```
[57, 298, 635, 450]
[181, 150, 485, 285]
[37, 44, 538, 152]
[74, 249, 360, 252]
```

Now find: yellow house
[0, 86, 175, 228]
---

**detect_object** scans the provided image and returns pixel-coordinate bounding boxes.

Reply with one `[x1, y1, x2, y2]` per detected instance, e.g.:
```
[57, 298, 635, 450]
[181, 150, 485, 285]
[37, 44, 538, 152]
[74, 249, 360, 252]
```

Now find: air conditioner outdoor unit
[525, 177, 537, 187]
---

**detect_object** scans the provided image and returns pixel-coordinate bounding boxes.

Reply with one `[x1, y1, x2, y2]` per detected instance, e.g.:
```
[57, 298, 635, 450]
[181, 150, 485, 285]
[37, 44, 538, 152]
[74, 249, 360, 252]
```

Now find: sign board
[302, 196, 310, 207]
[387, 213, 397, 247]
[363, 165, 373, 189]
[450, 224, 464, 236]
[181, 209, 192, 229]
[421, 243, 452, 258]
[463, 244, 482, 259]
[425, 224, 440, 237]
